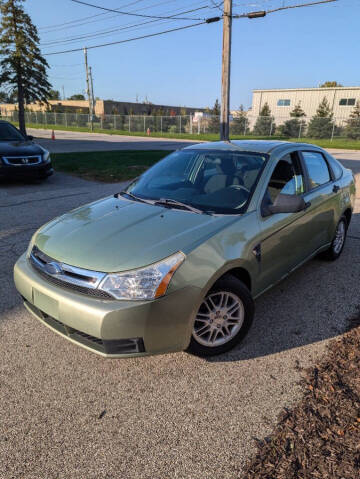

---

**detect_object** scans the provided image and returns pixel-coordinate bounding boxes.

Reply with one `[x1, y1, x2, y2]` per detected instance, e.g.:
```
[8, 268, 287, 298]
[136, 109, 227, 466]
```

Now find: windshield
[0, 123, 25, 141]
[125, 149, 268, 214]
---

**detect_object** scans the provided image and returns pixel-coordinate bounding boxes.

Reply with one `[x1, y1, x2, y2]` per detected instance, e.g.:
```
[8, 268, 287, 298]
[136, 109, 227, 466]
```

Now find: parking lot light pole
[220, 0, 232, 142]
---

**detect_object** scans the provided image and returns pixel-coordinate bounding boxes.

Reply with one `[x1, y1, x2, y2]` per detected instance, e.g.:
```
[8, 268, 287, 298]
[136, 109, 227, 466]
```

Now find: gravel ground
[1, 165, 360, 478]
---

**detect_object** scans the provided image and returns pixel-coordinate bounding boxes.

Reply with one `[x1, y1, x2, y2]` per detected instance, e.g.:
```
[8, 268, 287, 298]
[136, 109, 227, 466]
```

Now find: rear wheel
[188, 275, 254, 356]
[320, 215, 348, 261]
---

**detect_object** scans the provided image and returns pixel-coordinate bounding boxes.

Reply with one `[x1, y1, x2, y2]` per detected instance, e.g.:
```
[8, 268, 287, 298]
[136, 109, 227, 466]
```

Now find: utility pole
[84, 47, 93, 131]
[62, 85, 66, 101]
[220, 0, 232, 141]
[89, 66, 95, 118]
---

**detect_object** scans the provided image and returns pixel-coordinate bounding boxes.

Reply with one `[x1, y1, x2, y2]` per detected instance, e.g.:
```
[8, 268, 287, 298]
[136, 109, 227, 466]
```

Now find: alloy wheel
[193, 291, 245, 347]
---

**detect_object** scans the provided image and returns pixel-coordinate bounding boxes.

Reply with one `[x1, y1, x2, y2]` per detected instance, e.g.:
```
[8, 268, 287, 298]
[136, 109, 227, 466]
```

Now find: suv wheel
[188, 275, 254, 356]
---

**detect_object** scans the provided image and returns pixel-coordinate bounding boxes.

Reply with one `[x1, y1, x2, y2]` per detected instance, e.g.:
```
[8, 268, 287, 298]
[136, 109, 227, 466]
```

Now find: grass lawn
[52, 150, 170, 182]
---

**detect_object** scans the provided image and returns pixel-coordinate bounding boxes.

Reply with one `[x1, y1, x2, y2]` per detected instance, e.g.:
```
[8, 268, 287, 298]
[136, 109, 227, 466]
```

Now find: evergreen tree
[307, 97, 335, 139]
[231, 105, 249, 135]
[278, 102, 306, 138]
[48, 89, 60, 100]
[253, 102, 275, 136]
[208, 98, 220, 133]
[344, 101, 360, 139]
[69, 93, 85, 100]
[0, 0, 51, 135]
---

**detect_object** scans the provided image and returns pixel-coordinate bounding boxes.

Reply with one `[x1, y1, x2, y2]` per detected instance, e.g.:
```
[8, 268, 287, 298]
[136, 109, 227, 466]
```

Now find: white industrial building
[250, 86, 360, 125]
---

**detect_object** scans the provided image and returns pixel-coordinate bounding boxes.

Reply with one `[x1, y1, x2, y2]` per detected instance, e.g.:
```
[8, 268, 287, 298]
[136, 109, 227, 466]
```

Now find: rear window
[302, 151, 331, 189]
[327, 155, 343, 180]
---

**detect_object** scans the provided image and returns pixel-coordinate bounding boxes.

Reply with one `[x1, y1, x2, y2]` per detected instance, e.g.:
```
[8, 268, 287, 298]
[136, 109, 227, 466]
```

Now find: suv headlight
[98, 251, 185, 300]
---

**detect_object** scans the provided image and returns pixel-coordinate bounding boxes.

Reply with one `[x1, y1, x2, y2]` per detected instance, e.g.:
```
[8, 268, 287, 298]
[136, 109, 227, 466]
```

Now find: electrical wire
[41, 4, 211, 46]
[44, 20, 209, 55]
[70, 0, 208, 20]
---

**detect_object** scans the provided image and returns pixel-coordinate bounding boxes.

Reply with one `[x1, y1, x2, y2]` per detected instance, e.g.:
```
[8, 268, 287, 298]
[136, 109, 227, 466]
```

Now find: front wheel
[188, 275, 254, 356]
[320, 215, 348, 261]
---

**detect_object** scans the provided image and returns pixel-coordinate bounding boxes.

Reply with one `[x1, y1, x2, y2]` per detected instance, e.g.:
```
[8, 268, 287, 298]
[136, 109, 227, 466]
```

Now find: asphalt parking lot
[1, 157, 360, 478]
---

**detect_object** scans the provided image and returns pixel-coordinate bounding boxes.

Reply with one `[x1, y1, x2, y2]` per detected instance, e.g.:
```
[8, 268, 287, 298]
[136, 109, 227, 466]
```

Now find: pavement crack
[0, 191, 90, 209]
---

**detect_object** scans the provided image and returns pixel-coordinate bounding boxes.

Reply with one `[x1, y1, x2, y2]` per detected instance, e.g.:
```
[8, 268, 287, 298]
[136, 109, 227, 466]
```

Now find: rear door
[300, 150, 339, 248]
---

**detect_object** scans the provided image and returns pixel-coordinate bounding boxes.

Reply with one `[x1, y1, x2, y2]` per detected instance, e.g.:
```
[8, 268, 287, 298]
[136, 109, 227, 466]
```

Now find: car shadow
[205, 212, 360, 363]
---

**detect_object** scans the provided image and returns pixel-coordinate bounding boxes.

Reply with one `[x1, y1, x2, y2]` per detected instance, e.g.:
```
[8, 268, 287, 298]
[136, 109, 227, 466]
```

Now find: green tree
[344, 101, 360, 139]
[0, 90, 9, 102]
[307, 97, 335, 138]
[231, 105, 249, 135]
[319, 81, 343, 88]
[208, 98, 220, 133]
[68, 93, 85, 100]
[253, 102, 275, 136]
[48, 89, 60, 100]
[0, 0, 51, 135]
[278, 102, 306, 138]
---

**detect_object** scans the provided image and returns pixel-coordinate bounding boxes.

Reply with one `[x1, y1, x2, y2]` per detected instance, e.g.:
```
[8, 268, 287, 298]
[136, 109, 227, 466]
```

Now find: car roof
[183, 140, 322, 155]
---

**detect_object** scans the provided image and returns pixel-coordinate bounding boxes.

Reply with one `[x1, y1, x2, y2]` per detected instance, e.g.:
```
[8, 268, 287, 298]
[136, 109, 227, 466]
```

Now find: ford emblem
[45, 262, 63, 275]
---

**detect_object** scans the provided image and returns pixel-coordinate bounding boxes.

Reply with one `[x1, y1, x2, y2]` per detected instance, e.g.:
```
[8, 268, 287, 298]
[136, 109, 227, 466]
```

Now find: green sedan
[14, 141, 355, 357]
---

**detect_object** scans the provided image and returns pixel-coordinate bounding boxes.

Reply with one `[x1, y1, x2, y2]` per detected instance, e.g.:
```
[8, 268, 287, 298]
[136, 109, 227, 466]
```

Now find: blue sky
[25, 0, 360, 109]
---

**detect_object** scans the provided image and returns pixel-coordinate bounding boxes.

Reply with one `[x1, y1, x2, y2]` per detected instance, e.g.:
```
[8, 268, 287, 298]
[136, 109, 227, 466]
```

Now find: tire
[188, 275, 254, 356]
[320, 215, 348, 261]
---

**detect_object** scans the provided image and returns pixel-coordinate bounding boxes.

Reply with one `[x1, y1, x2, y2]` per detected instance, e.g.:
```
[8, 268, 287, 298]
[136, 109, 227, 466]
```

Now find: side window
[302, 151, 331, 189]
[266, 153, 305, 204]
[327, 156, 343, 180]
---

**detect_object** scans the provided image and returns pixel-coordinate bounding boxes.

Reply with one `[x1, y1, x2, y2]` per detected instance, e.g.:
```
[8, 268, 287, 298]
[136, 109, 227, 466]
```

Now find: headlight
[98, 251, 185, 300]
[42, 151, 51, 163]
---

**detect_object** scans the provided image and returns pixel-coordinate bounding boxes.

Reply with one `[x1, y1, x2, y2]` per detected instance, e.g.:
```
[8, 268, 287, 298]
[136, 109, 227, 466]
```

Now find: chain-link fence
[1, 110, 359, 140]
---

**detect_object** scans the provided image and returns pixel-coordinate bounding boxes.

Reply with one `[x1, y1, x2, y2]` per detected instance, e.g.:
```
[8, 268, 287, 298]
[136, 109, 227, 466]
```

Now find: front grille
[3, 155, 41, 166]
[24, 300, 145, 355]
[30, 262, 114, 299]
[29, 246, 114, 300]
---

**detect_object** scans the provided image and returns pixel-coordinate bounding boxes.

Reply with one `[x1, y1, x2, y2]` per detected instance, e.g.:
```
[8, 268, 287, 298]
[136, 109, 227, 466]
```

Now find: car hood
[34, 196, 237, 272]
[0, 140, 44, 156]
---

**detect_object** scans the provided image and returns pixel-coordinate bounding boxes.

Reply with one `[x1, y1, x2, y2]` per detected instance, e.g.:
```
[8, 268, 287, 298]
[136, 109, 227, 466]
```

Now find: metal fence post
[189, 115, 192, 134]
[114, 115, 116, 130]
[65, 112, 68, 127]
[179, 116, 182, 134]
[198, 118, 200, 135]
[160, 116, 163, 134]
[269, 120, 273, 136]
[143, 115, 146, 132]
[298, 122, 302, 139]
[100, 116, 103, 129]
[330, 122, 335, 141]
[129, 116, 131, 132]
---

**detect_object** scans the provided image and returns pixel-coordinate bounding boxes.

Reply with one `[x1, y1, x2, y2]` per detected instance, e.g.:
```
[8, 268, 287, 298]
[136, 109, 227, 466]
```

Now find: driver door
[257, 151, 313, 292]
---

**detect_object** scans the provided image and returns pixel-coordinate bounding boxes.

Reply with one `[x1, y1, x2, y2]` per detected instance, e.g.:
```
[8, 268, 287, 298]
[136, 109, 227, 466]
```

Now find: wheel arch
[215, 266, 252, 292]
[343, 207, 352, 227]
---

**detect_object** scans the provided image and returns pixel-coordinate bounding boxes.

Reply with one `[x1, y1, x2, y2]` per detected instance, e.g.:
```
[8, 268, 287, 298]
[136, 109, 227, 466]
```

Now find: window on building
[277, 99, 291, 106]
[302, 151, 331, 189]
[339, 98, 356, 106]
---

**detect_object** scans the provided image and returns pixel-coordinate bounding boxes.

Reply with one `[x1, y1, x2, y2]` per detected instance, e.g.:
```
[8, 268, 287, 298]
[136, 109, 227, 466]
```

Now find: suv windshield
[125, 149, 268, 214]
[0, 123, 25, 141]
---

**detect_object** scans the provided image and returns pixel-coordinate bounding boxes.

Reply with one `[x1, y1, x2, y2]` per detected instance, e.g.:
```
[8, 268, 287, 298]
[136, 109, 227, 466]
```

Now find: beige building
[251, 86, 360, 124]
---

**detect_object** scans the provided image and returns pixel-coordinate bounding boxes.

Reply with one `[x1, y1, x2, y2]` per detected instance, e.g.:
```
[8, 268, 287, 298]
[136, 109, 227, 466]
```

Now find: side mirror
[268, 193, 307, 215]
[27, 135, 34, 141]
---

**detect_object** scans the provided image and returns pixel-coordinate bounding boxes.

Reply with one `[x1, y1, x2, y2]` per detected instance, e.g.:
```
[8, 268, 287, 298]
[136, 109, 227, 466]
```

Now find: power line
[233, 0, 337, 17]
[70, 0, 208, 20]
[39, 0, 147, 31]
[44, 20, 210, 55]
[41, 5, 210, 46]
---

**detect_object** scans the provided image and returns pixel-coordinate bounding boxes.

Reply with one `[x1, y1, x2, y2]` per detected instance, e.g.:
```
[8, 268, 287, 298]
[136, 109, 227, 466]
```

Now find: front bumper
[0, 162, 53, 179]
[14, 253, 201, 358]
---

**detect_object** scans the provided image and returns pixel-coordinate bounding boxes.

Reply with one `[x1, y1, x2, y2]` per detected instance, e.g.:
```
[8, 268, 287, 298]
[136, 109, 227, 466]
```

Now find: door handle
[304, 201, 311, 210]
[333, 184, 340, 193]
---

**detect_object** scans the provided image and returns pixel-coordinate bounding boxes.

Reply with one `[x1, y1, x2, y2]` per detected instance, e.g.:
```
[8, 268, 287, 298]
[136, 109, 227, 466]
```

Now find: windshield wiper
[154, 198, 207, 215]
[115, 191, 154, 205]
